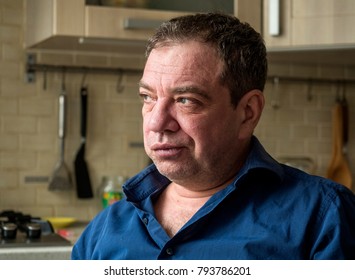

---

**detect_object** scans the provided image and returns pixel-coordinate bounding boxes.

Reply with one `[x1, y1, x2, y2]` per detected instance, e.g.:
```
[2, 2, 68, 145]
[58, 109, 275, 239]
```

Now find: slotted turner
[48, 76, 72, 191]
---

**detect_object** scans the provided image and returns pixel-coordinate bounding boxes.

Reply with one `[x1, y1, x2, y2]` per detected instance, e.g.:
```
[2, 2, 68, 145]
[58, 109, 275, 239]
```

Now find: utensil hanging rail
[26, 62, 142, 83]
[26, 65, 355, 85]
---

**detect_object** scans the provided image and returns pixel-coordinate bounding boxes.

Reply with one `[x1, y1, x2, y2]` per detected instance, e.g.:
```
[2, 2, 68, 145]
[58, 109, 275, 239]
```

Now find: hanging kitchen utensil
[326, 84, 352, 189]
[49, 71, 72, 191]
[74, 83, 94, 198]
[271, 76, 280, 109]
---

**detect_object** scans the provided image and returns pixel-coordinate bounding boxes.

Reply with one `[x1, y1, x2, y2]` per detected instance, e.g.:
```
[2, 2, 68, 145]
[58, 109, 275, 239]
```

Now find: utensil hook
[61, 68, 66, 93]
[43, 67, 47, 90]
[116, 69, 124, 93]
[335, 81, 346, 103]
[81, 70, 88, 88]
[271, 76, 280, 109]
[307, 80, 313, 101]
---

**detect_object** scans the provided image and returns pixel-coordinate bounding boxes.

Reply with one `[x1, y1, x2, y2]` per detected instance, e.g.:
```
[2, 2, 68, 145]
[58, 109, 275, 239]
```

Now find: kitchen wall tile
[19, 96, 55, 116]
[0, 97, 17, 114]
[36, 189, 74, 206]
[19, 134, 56, 152]
[2, 43, 22, 61]
[278, 139, 306, 155]
[2, 7, 22, 26]
[0, 151, 37, 170]
[0, 134, 18, 150]
[0, 25, 21, 43]
[0, 78, 36, 96]
[19, 207, 54, 218]
[0, 60, 20, 79]
[0, 188, 36, 207]
[292, 124, 319, 139]
[0, 171, 18, 189]
[3, 116, 36, 133]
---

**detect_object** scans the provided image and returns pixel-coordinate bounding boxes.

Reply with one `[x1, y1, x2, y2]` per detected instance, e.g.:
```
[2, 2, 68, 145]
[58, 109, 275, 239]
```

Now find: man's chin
[154, 161, 191, 180]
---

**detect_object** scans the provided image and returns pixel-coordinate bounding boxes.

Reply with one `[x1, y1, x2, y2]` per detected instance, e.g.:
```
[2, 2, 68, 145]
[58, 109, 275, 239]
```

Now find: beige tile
[0, 188, 36, 207]
[0, 134, 18, 150]
[2, 43, 22, 61]
[19, 96, 55, 116]
[3, 116, 37, 133]
[0, 151, 37, 170]
[0, 25, 21, 43]
[19, 133, 56, 151]
[0, 170, 18, 189]
[0, 60, 20, 79]
[2, 7, 23, 26]
[0, 97, 17, 114]
[36, 189, 75, 206]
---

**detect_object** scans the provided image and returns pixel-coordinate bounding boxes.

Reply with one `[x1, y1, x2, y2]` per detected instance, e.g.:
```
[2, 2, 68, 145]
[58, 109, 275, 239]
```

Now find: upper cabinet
[263, 0, 355, 66]
[25, 0, 261, 54]
[263, 0, 355, 50]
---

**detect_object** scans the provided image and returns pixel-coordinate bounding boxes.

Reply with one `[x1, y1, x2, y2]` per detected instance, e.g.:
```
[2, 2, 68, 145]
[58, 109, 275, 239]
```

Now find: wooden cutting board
[326, 100, 352, 189]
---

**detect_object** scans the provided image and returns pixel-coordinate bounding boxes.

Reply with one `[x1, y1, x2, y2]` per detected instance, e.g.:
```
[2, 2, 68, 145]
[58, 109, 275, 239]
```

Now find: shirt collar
[123, 136, 283, 203]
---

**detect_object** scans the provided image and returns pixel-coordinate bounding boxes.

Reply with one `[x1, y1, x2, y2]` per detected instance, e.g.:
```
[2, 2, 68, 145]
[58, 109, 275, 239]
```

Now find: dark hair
[145, 13, 267, 107]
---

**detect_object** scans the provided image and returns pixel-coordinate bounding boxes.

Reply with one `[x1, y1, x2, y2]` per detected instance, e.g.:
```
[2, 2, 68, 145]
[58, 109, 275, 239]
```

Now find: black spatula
[74, 86, 93, 198]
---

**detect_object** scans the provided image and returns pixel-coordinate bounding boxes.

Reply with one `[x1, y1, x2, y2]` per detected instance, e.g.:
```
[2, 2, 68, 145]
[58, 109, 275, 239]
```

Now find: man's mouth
[150, 144, 184, 158]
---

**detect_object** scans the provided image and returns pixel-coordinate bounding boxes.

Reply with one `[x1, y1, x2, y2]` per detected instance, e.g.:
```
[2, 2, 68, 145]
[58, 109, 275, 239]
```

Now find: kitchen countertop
[0, 221, 88, 260]
[0, 246, 72, 260]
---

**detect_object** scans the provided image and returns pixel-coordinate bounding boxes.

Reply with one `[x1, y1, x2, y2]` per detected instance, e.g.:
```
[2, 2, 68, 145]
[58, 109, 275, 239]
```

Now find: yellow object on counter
[43, 217, 76, 230]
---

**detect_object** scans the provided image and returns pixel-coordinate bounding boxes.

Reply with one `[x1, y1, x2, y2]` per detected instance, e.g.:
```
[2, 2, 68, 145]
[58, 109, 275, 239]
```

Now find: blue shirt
[71, 137, 355, 260]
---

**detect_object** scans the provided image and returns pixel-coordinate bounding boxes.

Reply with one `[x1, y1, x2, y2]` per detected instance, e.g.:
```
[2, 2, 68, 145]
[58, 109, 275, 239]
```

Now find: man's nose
[146, 100, 179, 133]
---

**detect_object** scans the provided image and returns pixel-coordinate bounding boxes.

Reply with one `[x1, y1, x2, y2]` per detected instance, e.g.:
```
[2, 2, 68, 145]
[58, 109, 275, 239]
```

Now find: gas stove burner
[0, 210, 46, 239]
[0, 210, 71, 248]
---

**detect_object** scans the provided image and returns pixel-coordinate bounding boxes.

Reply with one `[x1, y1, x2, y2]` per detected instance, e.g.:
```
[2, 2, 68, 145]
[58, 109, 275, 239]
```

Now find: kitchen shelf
[25, 53, 142, 90]
[26, 52, 355, 91]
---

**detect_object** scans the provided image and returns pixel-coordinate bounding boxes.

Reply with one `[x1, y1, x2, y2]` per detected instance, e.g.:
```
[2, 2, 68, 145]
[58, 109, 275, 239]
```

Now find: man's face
[139, 41, 247, 187]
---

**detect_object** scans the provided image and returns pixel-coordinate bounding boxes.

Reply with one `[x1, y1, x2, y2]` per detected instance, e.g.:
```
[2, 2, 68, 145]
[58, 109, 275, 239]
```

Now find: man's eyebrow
[138, 81, 152, 91]
[172, 86, 210, 100]
[138, 82, 210, 100]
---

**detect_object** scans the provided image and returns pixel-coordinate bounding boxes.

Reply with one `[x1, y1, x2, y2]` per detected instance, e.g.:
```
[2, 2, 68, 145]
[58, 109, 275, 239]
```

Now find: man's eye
[177, 97, 190, 104]
[139, 93, 153, 103]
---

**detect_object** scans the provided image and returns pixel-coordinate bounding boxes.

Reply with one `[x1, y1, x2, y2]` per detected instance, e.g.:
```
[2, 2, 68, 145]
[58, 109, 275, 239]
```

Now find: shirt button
[166, 247, 174, 256]
[142, 217, 148, 225]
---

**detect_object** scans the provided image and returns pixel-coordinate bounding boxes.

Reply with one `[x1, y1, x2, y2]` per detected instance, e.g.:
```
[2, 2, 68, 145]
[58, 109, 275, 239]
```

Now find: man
[72, 13, 355, 259]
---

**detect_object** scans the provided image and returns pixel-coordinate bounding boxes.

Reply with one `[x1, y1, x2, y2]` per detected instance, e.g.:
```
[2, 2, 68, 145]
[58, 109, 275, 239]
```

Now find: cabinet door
[25, 0, 85, 48]
[85, 6, 189, 41]
[292, 0, 355, 46]
[85, 1, 262, 42]
[262, 0, 292, 49]
[263, 0, 355, 49]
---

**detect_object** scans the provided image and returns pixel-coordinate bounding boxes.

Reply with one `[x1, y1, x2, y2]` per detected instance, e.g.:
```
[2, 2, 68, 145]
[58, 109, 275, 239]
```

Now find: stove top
[0, 210, 71, 248]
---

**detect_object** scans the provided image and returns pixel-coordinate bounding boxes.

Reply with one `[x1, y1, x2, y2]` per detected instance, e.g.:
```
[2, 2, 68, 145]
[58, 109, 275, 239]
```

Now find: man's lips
[149, 143, 185, 158]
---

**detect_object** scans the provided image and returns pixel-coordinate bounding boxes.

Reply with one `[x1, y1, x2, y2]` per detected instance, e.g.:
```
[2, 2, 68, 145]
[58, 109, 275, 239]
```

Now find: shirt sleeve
[311, 186, 355, 259]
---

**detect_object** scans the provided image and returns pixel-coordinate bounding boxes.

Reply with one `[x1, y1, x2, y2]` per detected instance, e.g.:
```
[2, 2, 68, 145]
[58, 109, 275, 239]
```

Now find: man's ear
[237, 89, 265, 139]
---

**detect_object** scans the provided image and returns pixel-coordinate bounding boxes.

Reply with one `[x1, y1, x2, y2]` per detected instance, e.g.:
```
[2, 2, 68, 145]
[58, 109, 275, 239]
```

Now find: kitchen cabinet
[263, 0, 355, 66]
[25, 0, 261, 54]
[263, 0, 355, 49]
